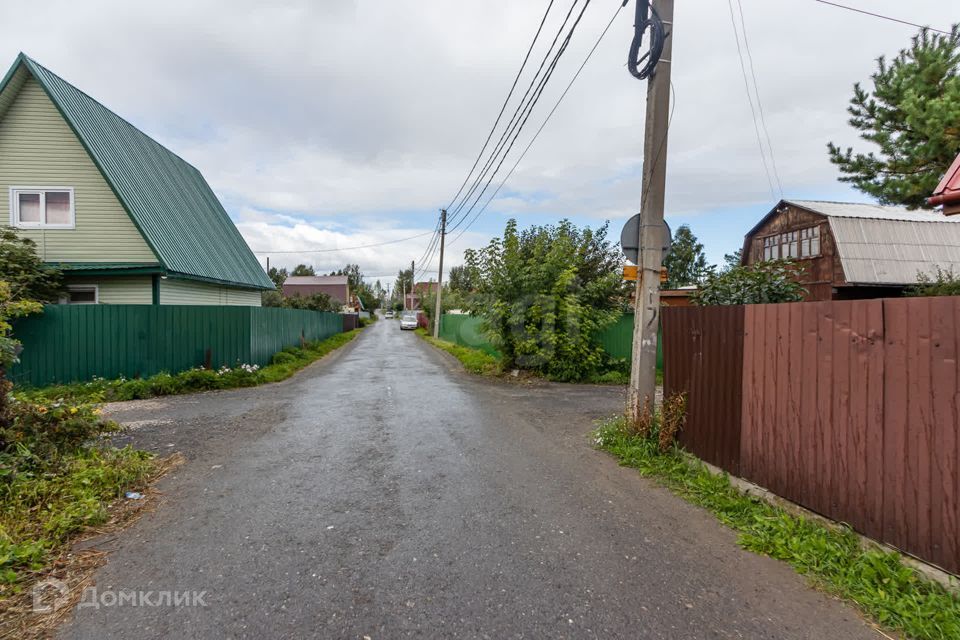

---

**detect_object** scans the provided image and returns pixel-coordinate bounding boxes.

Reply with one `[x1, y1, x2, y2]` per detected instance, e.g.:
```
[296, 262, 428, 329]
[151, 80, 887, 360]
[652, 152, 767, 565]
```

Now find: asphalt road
[59, 318, 877, 639]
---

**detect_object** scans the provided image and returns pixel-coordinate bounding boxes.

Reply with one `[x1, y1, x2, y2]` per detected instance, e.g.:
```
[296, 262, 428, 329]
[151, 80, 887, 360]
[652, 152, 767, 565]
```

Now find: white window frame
[61, 285, 99, 305]
[9, 186, 75, 229]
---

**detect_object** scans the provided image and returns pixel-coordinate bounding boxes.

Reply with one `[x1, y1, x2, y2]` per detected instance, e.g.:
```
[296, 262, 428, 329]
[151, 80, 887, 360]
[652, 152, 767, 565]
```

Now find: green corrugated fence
[9, 305, 342, 387]
[439, 313, 662, 370]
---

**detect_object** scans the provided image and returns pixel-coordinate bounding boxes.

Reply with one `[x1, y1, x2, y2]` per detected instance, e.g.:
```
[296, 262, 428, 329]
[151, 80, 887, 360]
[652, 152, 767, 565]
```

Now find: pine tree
[662, 225, 709, 288]
[828, 26, 960, 208]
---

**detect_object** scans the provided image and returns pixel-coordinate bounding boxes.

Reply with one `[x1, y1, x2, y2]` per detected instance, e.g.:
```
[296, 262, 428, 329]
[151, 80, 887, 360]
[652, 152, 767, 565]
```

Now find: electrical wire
[735, 0, 783, 197]
[252, 230, 435, 254]
[449, 2, 626, 245]
[626, 0, 666, 81]
[447, 0, 594, 235]
[446, 0, 583, 227]
[444, 0, 556, 212]
[726, 0, 777, 200]
[809, 0, 950, 35]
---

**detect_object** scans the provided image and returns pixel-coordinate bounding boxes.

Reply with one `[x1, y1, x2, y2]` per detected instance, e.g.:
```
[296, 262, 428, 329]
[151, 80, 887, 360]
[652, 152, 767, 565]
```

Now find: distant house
[741, 199, 960, 301]
[929, 152, 960, 215]
[282, 275, 350, 306]
[0, 54, 273, 305]
[405, 281, 438, 309]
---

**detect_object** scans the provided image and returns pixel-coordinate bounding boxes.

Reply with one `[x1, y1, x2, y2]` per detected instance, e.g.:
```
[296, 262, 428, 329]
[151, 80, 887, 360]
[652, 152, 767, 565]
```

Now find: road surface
[59, 318, 876, 639]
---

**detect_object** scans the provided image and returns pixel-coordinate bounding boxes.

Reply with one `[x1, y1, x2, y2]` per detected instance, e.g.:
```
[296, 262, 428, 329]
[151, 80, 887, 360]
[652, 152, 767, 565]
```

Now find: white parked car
[400, 312, 419, 330]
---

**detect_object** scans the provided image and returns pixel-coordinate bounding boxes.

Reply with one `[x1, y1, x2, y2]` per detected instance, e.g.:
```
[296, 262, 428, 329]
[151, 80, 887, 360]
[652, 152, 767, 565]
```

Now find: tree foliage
[827, 26, 960, 208]
[447, 265, 474, 293]
[721, 249, 743, 273]
[907, 266, 960, 297]
[0, 228, 62, 303]
[261, 291, 340, 312]
[394, 268, 413, 304]
[663, 225, 710, 288]
[464, 219, 628, 381]
[267, 266, 288, 288]
[693, 260, 806, 306]
[290, 264, 316, 276]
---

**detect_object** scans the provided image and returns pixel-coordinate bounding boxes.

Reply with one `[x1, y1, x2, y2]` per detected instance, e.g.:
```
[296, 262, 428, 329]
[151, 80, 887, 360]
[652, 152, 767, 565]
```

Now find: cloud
[0, 0, 948, 269]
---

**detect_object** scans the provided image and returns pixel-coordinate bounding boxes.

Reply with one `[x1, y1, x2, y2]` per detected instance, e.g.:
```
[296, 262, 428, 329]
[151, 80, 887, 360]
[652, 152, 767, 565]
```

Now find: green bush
[0, 398, 117, 464]
[15, 330, 362, 405]
[908, 266, 960, 297]
[271, 351, 297, 365]
[464, 219, 628, 381]
[693, 260, 806, 305]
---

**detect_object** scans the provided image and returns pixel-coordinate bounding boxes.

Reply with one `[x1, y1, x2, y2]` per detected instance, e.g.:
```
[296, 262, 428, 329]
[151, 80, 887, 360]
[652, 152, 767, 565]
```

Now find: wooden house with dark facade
[742, 200, 960, 301]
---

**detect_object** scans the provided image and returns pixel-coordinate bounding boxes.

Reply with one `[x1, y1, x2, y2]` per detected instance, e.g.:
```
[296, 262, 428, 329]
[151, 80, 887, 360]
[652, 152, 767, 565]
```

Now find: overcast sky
[1, 0, 952, 284]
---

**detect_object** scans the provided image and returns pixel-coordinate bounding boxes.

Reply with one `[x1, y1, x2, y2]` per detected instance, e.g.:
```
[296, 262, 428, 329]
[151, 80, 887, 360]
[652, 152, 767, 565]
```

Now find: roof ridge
[20, 54, 203, 176]
[788, 198, 909, 208]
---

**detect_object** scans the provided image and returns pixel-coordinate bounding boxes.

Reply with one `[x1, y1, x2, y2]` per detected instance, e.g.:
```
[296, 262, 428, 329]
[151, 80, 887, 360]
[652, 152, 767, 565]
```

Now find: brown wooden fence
[662, 297, 960, 575]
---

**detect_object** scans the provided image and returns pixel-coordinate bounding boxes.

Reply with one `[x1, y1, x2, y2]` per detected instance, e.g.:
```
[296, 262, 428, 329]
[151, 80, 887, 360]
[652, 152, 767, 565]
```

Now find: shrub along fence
[10, 305, 343, 387]
[662, 297, 960, 575]
[438, 313, 662, 369]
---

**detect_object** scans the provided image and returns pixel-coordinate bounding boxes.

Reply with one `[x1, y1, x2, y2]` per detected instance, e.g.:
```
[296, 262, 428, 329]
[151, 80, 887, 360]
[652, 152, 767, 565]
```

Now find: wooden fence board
[665, 296, 960, 575]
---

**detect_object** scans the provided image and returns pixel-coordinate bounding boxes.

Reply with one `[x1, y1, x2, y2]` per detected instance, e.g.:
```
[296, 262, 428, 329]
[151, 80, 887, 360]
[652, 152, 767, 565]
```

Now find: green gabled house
[0, 53, 273, 305]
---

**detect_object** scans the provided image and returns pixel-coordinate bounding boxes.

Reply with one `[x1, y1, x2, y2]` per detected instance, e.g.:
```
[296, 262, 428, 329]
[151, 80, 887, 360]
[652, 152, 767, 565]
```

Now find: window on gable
[10, 188, 75, 228]
[759, 225, 821, 261]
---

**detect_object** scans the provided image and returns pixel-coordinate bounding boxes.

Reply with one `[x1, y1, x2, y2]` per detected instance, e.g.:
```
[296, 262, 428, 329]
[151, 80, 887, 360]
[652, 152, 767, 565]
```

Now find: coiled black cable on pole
[626, 0, 666, 80]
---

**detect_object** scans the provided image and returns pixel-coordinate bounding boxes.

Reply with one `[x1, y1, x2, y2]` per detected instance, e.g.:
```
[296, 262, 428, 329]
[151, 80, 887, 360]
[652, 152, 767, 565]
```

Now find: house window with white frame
[9, 187, 75, 228]
[61, 285, 98, 305]
[762, 225, 820, 260]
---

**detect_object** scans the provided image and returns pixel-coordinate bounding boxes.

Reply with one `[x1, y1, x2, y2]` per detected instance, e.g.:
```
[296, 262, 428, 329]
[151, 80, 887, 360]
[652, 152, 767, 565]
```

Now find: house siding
[160, 278, 262, 306]
[0, 77, 157, 263]
[744, 204, 838, 301]
[64, 276, 153, 304]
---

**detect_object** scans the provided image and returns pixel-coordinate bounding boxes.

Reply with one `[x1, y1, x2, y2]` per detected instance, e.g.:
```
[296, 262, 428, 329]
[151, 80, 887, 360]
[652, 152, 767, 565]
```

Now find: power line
[449, 1, 625, 245]
[253, 230, 434, 254]
[735, 0, 782, 197]
[809, 0, 950, 35]
[726, 0, 777, 200]
[444, 0, 556, 212]
[448, 0, 595, 235]
[447, 0, 584, 227]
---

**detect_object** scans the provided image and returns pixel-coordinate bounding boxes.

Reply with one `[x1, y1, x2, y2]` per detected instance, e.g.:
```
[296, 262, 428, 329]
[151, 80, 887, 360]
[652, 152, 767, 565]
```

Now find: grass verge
[414, 328, 502, 376]
[16, 329, 362, 405]
[594, 416, 960, 640]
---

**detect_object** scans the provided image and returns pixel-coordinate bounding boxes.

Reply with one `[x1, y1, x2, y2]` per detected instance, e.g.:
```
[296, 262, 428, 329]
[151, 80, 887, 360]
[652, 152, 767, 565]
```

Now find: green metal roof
[0, 54, 274, 290]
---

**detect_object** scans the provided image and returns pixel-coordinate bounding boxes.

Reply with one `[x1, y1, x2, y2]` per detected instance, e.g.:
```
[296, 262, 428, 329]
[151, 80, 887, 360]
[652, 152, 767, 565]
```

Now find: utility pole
[410, 260, 415, 310]
[628, 0, 674, 423]
[432, 209, 448, 338]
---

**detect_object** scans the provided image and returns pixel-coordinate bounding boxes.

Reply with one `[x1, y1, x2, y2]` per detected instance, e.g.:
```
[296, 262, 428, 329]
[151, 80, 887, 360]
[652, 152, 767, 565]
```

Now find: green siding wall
[64, 276, 153, 305]
[439, 313, 663, 370]
[0, 77, 157, 263]
[10, 305, 342, 386]
[159, 278, 262, 306]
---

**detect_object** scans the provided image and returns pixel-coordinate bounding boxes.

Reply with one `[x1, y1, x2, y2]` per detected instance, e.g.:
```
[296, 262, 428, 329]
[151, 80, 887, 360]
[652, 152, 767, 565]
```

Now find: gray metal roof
[787, 200, 957, 223]
[787, 200, 960, 285]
